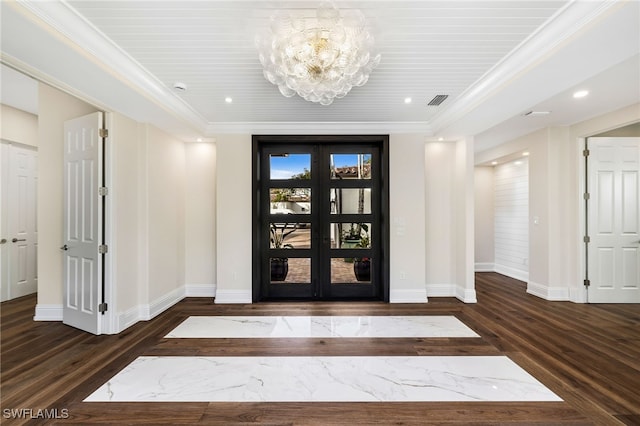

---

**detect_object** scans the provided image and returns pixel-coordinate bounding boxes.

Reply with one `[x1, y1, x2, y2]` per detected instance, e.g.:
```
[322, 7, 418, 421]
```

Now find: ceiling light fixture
[256, 1, 381, 105]
[573, 90, 589, 98]
[523, 110, 551, 116]
[404, 97, 412, 104]
[522, 151, 530, 156]
[225, 97, 233, 103]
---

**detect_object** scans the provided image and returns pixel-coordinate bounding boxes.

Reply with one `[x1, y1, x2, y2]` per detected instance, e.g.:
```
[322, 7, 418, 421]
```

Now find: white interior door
[8, 144, 38, 299]
[63, 112, 105, 334]
[588, 137, 640, 303]
[0, 142, 38, 302]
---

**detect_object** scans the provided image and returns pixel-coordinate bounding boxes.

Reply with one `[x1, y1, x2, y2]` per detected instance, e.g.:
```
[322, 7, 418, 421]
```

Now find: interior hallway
[2, 273, 639, 424]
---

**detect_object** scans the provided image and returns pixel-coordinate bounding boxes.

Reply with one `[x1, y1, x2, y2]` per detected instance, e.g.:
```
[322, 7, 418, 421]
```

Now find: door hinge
[583, 236, 590, 243]
[99, 128, 108, 138]
[583, 148, 590, 157]
[584, 192, 590, 200]
[99, 187, 109, 196]
[98, 302, 108, 313]
[98, 244, 109, 254]
[584, 279, 591, 287]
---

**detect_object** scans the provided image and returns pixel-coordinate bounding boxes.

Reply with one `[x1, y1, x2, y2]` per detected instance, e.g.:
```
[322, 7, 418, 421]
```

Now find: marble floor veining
[84, 356, 561, 403]
[165, 315, 480, 338]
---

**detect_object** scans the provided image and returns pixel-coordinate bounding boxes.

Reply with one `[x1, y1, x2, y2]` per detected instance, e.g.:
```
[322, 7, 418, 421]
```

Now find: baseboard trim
[569, 286, 586, 303]
[456, 286, 478, 303]
[426, 283, 456, 297]
[474, 262, 495, 272]
[147, 287, 185, 320]
[185, 283, 217, 297]
[115, 287, 185, 333]
[214, 289, 252, 304]
[117, 305, 140, 332]
[33, 304, 63, 321]
[389, 288, 428, 303]
[527, 281, 570, 301]
[494, 264, 529, 283]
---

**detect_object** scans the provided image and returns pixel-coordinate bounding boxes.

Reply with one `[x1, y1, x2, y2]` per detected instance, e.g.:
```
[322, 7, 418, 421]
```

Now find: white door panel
[588, 137, 640, 303]
[3, 144, 38, 300]
[63, 112, 104, 334]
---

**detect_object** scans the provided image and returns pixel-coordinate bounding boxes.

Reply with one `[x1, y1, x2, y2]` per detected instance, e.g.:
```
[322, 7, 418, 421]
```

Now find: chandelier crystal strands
[256, 2, 381, 105]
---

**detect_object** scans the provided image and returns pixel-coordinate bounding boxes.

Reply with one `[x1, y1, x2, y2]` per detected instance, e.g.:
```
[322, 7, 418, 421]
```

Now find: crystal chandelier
[256, 2, 381, 105]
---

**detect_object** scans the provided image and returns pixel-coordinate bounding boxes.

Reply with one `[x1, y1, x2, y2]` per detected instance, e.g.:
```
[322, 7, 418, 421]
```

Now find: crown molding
[206, 121, 432, 135]
[430, 0, 624, 136]
[10, 0, 209, 133]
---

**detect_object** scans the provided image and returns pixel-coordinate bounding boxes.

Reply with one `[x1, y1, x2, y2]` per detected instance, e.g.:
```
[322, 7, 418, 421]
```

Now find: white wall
[475, 102, 640, 302]
[474, 167, 494, 270]
[494, 158, 529, 281]
[215, 134, 252, 303]
[34, 94, 191, 330]
[108, 118, 188, 330]
[425, 142, 454, 294]
[185, 142, 216, 296]
[109, 112, 141, 318]
[454, 138, 476, 302]
[35, 83, 98, 315]
[422, 138, 476, 302]
[212, 133, 475, 304]
[0, 104, 38, 147]
[145, 125, 186, 305]
[390, 134, 427, 302]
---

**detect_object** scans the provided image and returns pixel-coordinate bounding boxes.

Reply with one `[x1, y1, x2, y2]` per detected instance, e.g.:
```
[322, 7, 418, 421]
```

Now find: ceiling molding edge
[13, 0, 209, 132]
[429, 0, 623, 136]
[206, 121, 433, 135]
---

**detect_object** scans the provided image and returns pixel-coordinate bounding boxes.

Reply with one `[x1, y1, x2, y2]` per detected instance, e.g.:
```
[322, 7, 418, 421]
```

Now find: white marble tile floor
[85, 356, 561, 402]
[164, 316, 480, 338]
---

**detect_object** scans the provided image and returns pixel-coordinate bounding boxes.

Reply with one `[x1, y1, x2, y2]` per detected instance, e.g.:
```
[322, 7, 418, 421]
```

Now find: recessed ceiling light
[438, 137, 444, 141]
[404, 97, 412, 104]
[523, 110, 551, 116]
[225, 97, 233, 103]
[573, 90, 589, 99]
[173, 82, 187, 92]
[515, 161, 523, 165]
[491, 161, 498, 165]
[522, 151, 530, 156]
[196, 138, 203, 142]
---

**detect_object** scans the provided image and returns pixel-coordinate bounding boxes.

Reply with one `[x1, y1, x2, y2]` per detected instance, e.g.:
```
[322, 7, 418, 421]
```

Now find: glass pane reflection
[330, 188, 371, 214]
[270, 154, 311, 180]
[330, 223, 372, 249]
[270, 257, 310, 284]
[330, 153, 371, 179]
[270, 188, 311, 214]
[331, 258, 372, 284]
[269, 223, 311, 249]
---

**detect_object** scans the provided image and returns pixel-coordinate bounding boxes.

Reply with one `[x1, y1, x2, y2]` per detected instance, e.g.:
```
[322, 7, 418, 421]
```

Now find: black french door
[252, 136, 389, 301]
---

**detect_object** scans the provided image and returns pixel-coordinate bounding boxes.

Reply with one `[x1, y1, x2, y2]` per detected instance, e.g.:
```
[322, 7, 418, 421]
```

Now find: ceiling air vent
[427, 95, 448, 106]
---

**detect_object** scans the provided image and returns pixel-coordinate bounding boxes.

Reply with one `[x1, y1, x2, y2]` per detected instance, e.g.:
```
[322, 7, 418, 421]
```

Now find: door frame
[252, 134, 390, 302]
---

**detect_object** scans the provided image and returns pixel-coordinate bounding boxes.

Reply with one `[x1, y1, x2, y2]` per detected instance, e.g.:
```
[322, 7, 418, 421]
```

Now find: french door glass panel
[260, 143, 381, 300]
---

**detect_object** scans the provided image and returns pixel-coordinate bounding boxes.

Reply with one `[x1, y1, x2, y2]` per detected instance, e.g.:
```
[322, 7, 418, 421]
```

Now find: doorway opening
[252, 135, 389, 301]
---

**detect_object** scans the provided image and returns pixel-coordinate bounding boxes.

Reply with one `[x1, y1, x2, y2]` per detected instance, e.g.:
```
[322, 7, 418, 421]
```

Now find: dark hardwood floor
[1, 273, 639, 425]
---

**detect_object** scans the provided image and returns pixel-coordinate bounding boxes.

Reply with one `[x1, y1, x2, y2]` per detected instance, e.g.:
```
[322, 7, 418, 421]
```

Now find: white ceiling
[1, 1, 639, 153]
